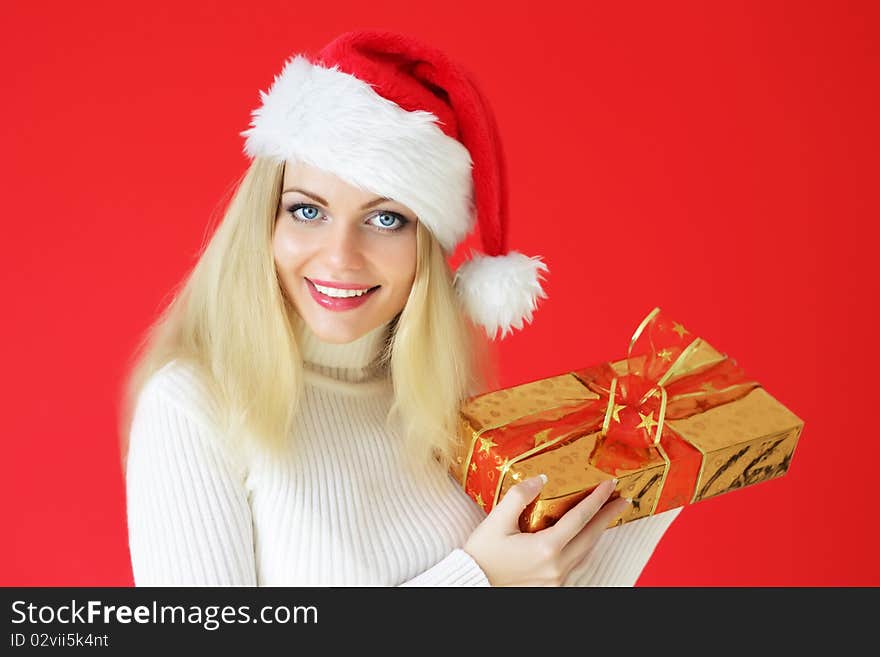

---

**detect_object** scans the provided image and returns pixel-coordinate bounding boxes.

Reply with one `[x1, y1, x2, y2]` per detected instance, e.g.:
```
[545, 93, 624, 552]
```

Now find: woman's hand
[463, 476, 630, 586]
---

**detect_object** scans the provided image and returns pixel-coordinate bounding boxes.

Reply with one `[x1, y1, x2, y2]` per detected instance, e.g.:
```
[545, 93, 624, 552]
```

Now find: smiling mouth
[305, 278, 381, 298]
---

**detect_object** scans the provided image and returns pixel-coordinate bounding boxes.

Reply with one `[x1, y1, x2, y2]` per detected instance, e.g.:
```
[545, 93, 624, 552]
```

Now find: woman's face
[273, 160, 419, 344]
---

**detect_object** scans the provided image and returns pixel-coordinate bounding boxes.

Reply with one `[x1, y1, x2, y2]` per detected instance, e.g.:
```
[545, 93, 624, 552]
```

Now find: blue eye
[288, 204, 323, 222]
[370, 211, 408, 232]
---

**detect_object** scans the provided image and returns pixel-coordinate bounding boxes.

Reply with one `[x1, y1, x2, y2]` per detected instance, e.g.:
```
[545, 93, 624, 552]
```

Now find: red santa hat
[241, 30, 548, 340]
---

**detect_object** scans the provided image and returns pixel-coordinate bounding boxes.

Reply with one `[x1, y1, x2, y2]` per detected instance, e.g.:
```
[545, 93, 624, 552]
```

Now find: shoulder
[135, 359, 222, 432]
[128, 359, 245, 479]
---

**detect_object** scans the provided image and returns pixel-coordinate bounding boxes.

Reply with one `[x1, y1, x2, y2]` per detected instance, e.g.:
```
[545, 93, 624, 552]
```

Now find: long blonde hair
[118, 156, 497, 475]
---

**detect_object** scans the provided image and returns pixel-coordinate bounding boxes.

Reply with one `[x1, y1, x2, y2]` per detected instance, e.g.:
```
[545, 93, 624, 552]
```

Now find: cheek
[273, 224, 307, 274]
[384, 236, 418, 290]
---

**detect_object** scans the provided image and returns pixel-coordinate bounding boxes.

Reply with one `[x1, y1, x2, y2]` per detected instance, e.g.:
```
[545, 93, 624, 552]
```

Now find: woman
[121, 30, 681, 586]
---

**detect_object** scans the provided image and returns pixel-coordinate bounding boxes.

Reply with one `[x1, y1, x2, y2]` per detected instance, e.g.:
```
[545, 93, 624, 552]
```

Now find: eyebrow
[281, 187, 395, 211]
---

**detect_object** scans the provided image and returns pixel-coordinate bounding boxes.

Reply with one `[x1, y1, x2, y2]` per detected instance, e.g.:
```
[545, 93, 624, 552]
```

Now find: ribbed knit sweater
[125, 315, 681, 586]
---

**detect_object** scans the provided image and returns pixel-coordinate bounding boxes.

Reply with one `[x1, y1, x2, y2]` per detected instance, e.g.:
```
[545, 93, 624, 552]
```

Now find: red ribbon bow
[573, 308, 761, 509]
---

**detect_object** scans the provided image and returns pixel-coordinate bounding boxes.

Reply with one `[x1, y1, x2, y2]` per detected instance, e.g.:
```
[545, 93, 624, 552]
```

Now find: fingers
[490, 474, 547, 534]
[559, 495, 631, 574]
[545, 478, 618, 547]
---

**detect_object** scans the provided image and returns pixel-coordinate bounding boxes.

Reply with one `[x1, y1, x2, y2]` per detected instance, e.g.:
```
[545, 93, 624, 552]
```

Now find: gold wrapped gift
[452, 308, 804, 532]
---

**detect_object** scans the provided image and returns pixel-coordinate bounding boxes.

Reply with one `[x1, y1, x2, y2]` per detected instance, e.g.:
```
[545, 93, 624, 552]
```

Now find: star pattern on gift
[636, 411, 659, 433]
[479, 436, 497, 454]
[475, 493, 485, 509]
[657, 348, 674, 362]
[496, 458, 511, 474]
[470, 461, 478, 472]
[611, 403, 626, 423]
[672, 322, 690, 339]
[533, 428, 552, 446]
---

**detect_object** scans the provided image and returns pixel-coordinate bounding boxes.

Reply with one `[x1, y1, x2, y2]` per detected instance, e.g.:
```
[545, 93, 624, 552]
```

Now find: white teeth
[312, 282, 375, 298]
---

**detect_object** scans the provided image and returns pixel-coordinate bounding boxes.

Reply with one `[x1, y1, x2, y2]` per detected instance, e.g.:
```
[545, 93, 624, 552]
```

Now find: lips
[305, 278, 380, 312]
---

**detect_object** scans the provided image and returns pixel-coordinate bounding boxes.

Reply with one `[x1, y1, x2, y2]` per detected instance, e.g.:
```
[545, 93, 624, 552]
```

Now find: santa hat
[240, 30, 548, 340]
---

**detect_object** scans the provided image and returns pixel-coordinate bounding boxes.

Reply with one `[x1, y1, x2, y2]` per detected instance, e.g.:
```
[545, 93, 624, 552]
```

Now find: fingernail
[538, 473, 548, 485]
[611, 478, 619, 487]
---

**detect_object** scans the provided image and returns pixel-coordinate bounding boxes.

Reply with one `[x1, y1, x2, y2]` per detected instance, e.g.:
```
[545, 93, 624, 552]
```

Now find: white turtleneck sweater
[125, 316, 681, 586]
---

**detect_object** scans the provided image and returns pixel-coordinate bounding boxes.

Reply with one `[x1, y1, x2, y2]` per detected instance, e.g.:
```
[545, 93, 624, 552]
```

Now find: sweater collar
[292, 312, 392, 384]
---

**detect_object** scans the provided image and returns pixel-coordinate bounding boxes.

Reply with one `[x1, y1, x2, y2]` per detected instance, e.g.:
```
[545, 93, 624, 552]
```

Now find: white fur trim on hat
[453, 251, 549, 340]
[240, 55, 474, 252]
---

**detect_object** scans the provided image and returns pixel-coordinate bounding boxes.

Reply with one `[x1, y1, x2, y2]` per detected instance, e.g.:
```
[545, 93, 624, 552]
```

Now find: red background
[3, 1, 877, 586]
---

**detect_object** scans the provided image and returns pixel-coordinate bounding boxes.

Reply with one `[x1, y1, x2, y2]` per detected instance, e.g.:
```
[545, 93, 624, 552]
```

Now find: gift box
[452, 307, 805, 532]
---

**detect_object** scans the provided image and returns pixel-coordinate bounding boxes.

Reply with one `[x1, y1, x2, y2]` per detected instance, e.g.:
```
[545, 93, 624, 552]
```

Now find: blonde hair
[118, 156, 497, 475]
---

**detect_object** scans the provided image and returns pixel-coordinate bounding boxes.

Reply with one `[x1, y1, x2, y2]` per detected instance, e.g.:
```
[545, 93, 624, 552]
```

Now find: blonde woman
[121, 31, 681, 586]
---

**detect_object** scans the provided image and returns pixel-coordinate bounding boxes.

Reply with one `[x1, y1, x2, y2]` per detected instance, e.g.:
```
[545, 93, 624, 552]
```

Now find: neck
[291, 313, 392, 384]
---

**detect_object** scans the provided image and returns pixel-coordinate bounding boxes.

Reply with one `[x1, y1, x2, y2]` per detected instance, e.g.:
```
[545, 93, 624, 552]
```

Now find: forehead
[283, 160, 363, 194]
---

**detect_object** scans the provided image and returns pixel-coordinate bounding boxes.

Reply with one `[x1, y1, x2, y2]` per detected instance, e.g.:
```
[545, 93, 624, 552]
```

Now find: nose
[323, 220, 367, 271]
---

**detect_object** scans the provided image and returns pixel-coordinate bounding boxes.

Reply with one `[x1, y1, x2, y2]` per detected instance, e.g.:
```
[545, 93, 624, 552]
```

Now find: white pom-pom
[453, 250, 549, 340]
